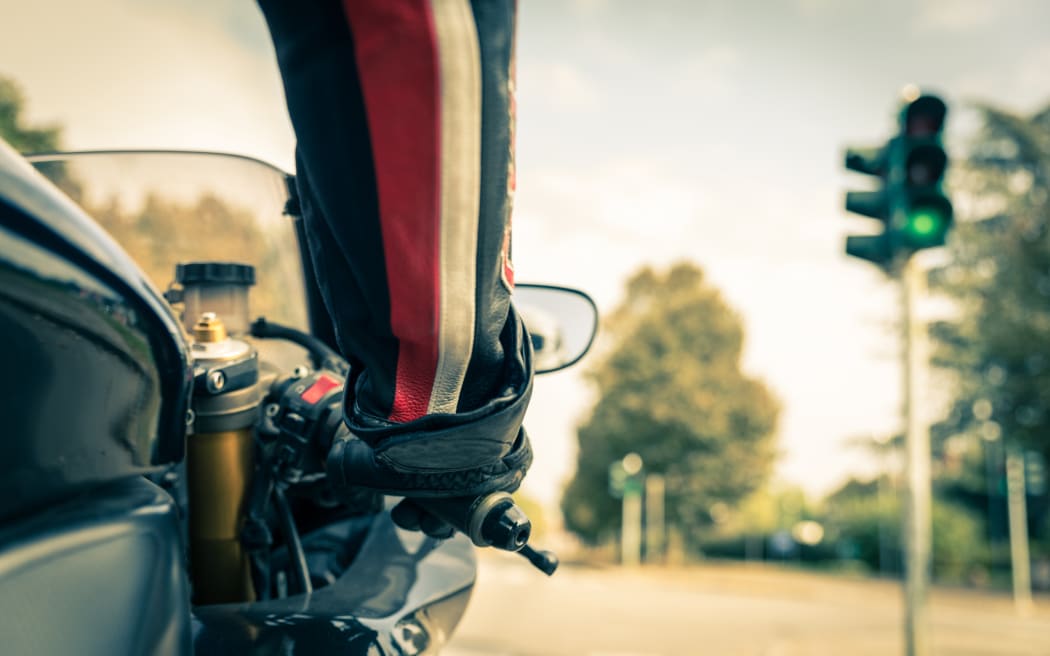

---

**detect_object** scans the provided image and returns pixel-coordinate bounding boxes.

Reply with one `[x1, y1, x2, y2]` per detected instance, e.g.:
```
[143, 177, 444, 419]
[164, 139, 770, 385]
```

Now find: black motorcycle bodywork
[0, 477, 193, 654]
[0, 142, 476, 655]
[192, 512, 475, 655]
[0, 141, 191, 520]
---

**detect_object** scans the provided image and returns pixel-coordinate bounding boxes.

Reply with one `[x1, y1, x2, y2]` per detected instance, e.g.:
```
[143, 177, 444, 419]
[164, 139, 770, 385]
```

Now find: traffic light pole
[900, 256, 932, 656]
[843, 90, 950, 656]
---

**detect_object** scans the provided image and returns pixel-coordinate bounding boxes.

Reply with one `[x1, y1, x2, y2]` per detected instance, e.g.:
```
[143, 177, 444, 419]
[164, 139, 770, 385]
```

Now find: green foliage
[0, 75, 84, 201]
[822, 478, 985, 582]
[0, 76, 62, 152]
[926, 101, 1050, 549]
[561, 262, 780, 546]
[697, 486, 828, 562]
[931, 102, 1050, 465]
[710, 486, 815, 536]
[88, 192, 301, 324]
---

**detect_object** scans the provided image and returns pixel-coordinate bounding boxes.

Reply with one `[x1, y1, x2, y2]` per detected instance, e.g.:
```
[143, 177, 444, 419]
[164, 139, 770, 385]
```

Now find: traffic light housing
[844, 93, 953, 268]
[894, 96, 952, 250]
[844, 144, 892, 266]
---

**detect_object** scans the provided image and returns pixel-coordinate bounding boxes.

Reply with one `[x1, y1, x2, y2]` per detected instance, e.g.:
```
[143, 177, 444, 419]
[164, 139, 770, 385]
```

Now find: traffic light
[893, 95, 952, 250]
[844, 142, 893, 266]
[843, 93, 953, 268]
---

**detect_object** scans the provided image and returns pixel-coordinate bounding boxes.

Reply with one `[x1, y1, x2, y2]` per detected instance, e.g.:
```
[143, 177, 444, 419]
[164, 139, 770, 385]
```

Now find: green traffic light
[902, 206, 947, 245]
[909, 210, 941, 236]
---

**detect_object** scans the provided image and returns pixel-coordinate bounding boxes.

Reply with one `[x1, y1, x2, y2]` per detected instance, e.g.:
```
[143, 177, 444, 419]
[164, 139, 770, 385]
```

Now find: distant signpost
[610, 453, 644, 566]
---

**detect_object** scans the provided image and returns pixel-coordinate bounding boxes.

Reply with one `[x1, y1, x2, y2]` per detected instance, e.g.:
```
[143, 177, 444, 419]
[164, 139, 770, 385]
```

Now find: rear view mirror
[514, 284, 598, 374]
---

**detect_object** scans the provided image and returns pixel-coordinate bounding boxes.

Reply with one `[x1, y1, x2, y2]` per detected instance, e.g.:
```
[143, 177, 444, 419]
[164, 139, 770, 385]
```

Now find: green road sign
[608, 453, 645, 498]
[608, 461, 627, 498]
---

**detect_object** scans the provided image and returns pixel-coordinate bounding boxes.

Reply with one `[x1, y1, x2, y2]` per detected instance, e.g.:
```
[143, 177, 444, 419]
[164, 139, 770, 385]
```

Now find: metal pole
[985, 435, 1002, 545]
[901, 257, 932, 656]
[878, 455, 890, 576]
[645, 475, 665, 564]
[621, 488, 642, 567]
[874, 433, 894, 576]
[1005, 446, 1034, 616]
[620, 454, 644, 567]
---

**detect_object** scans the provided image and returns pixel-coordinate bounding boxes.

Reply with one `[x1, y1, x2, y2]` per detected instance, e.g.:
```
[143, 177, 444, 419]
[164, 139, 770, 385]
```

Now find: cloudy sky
[3, 0, 1050, 510]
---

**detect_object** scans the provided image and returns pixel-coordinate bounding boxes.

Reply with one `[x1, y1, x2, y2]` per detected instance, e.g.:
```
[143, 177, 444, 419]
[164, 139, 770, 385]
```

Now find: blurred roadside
[448, 551, 1050, 656]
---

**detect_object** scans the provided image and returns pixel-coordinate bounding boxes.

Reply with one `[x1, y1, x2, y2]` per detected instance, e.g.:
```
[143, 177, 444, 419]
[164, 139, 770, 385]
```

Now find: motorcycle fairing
[0, 476, 192, 655]
[0, 140, 192, 522]
[192, 510, 475, 655]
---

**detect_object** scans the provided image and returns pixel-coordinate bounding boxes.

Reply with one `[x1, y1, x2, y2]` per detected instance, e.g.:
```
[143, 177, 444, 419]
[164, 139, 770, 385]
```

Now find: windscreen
[29, 151, 309, 331]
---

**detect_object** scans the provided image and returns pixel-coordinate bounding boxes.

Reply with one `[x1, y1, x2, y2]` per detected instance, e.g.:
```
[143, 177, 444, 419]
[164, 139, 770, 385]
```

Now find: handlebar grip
[413, 492, 559, 575]
[414, 492, 531, 551]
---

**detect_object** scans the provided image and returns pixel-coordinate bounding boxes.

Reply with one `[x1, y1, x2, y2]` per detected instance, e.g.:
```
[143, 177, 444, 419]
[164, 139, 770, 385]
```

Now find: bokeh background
[5, 1, 1050, 653]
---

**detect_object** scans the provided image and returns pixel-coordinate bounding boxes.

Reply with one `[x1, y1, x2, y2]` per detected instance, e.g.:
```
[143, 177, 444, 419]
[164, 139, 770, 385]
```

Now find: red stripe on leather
[342, 0, 440, 422]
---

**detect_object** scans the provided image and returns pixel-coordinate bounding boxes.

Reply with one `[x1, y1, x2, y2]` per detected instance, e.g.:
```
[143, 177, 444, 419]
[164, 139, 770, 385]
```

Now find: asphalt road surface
[444, 554, 1050, 655]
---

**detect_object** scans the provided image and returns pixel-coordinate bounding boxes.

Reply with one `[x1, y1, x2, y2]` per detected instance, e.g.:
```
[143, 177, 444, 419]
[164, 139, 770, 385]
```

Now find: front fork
[186, 313, 266, 605]
[187, 428, 256, 604]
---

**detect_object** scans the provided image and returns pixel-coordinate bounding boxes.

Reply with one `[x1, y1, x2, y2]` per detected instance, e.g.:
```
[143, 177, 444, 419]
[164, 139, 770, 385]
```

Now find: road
[444, 554, 1050, 655]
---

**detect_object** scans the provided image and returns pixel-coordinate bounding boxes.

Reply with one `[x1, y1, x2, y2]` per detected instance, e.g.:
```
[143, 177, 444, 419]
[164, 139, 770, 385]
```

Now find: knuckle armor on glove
[326, 307, 533, 498]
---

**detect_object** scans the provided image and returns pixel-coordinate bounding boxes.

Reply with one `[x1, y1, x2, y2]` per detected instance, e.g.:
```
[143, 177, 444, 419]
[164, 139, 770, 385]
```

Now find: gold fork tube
[186, 428, 256, 604]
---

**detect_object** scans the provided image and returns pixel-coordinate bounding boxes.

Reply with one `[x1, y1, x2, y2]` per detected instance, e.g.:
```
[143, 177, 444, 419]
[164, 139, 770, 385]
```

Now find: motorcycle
[0, 144, 598, 655]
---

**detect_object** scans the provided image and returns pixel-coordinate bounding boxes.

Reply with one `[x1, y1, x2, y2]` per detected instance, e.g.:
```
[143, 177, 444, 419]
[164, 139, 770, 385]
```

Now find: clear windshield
[28, 151, 308, 331]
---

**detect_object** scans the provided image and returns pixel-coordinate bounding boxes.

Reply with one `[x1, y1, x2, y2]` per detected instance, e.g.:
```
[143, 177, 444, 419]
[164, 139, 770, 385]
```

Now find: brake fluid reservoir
[176, 262, 255, 336]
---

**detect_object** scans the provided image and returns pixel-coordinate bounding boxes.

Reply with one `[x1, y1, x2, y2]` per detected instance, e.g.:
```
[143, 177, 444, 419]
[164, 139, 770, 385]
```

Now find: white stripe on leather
[428, 0, 481, 414]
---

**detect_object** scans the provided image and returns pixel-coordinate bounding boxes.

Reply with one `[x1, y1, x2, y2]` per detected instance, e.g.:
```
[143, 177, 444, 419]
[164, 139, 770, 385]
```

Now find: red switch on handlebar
[300, 373, 341, 405]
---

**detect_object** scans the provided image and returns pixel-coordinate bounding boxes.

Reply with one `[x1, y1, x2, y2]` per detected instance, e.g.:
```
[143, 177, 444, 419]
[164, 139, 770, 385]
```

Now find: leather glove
[326, 426, 533, 498]
[326, 308, 534, 535]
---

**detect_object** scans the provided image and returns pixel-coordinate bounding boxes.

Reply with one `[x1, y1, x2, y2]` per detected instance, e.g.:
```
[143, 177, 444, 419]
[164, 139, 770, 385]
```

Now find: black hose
[250, 317, 348, 375]
[273, 485, 312, 596]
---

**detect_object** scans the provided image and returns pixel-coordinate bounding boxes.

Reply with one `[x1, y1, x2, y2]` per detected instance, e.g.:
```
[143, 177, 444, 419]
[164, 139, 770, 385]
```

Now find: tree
[88, 191, 302, 324]
[0, 74, 84, 201]
[929, 102, 1050, 544]
[0, 76, 62, 152]
[928, 99, 1050, 554]
[932, 102, 1050, 459]
[821, 477, 985, 582]
[561, 262, 780, 547]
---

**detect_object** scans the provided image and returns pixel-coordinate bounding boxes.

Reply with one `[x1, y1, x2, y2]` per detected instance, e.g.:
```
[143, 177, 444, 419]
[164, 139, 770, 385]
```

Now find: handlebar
[414, 493, 559, 576]
[250, 329, 559, 577]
